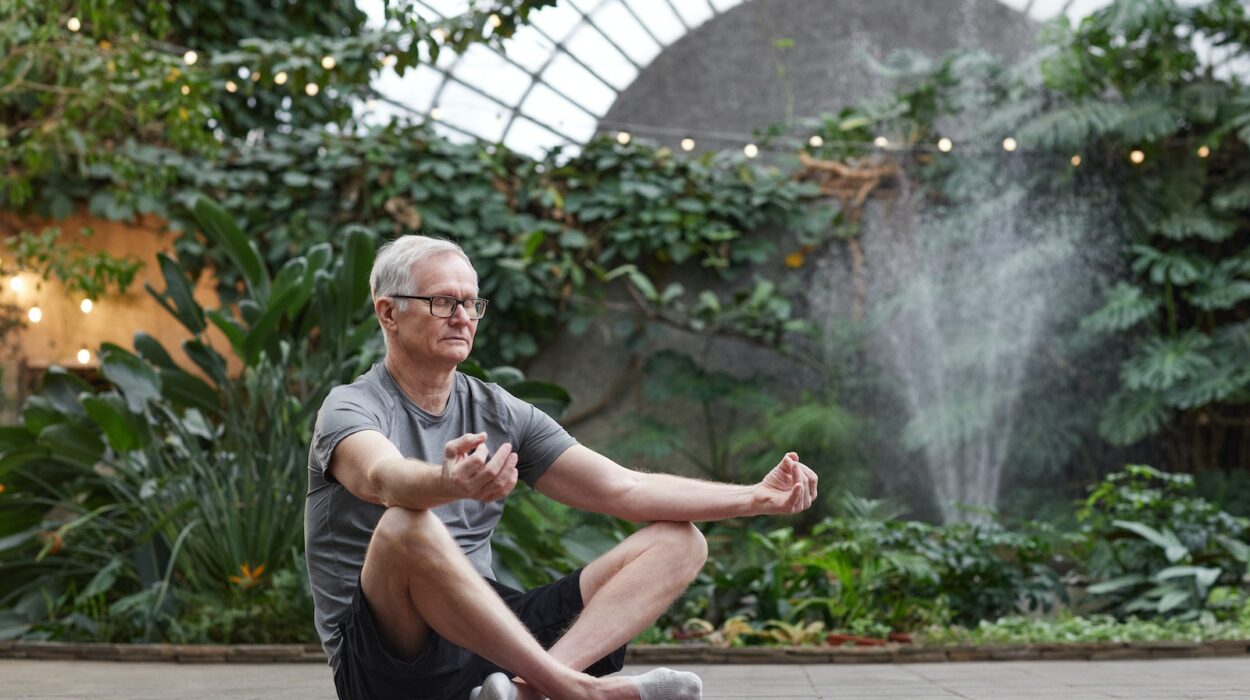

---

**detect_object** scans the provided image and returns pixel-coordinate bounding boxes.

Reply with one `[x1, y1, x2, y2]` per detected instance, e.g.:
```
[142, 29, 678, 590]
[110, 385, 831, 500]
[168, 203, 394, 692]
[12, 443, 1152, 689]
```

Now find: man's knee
[648, 521, 707, 580]
[371, 507, 455, 564]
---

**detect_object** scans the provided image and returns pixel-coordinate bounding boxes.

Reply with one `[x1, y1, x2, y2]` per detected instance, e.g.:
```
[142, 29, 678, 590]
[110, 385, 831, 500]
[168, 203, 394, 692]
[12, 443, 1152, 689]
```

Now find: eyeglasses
[389, 294, 489, 320]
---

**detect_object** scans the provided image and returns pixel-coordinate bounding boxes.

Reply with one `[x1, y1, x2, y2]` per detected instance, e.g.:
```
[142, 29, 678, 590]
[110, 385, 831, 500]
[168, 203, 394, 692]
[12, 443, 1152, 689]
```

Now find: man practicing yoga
[305, 235, 819, 700]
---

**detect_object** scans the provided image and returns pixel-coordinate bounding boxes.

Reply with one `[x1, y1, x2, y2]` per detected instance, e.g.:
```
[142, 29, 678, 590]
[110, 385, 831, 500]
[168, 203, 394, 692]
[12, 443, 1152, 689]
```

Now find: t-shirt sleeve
[511, 400, 578, 487]
[310, 388, 387, 482]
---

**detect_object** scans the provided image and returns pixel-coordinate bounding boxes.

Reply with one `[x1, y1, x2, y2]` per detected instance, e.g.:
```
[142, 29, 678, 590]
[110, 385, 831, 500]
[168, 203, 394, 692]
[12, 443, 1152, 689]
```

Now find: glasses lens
[430, 296, 456, 317]
[472, 299, 488, 319]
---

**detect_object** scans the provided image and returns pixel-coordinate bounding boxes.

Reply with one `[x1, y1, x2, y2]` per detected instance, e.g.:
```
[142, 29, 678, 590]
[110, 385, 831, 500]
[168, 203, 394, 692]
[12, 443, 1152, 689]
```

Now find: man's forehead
[410, 254, 478, 292]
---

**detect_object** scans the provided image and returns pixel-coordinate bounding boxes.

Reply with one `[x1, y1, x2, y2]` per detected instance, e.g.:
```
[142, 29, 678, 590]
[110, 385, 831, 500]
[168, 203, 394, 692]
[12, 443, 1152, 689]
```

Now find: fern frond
[1017, 100, 1122, 150]
[1186, 279, 1250, 311]
[1110, 98, 1181, 143]
[1212, 182, 1250, 213]
[1130, 245, 1210, 286]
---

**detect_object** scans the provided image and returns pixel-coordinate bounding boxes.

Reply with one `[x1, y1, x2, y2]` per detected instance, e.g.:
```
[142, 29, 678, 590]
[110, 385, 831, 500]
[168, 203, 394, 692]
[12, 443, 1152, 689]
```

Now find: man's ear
[375, 297, 398, 332]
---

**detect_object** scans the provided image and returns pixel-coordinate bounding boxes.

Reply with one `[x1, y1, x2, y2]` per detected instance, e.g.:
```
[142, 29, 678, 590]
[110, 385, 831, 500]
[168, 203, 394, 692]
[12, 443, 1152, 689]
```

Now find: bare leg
[547, 521, 707, 672]
[362, 506, 640, 700]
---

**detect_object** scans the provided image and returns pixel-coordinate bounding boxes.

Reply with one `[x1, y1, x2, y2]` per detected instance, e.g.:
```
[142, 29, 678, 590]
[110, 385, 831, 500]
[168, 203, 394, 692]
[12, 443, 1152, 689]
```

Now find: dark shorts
[332, 568, 627, 700]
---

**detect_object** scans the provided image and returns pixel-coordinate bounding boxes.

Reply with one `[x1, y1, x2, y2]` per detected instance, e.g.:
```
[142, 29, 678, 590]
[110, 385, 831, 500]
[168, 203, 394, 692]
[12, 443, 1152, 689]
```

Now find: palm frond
[1121, 332, 1214, 392]
[1080, 283, 1161, 334]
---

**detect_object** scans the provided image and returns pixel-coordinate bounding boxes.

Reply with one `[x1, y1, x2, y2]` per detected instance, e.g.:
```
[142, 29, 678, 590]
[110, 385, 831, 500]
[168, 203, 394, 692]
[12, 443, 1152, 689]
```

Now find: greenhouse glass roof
[358, 0, 1228, 157]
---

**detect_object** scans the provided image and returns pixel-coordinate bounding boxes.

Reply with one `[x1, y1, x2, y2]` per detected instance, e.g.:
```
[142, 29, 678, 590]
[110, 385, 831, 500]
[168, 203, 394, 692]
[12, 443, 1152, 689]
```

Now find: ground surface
[7, 660, 1250, 695]
[2, 658, 1249, 699]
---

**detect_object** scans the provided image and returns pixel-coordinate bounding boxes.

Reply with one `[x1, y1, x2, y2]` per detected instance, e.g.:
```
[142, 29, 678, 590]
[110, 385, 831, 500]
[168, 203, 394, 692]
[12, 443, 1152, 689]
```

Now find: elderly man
[305, 235, 818, 700]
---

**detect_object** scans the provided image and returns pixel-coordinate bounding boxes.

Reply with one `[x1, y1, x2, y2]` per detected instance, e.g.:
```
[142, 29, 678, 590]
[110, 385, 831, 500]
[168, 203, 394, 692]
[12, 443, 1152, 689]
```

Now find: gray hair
[369, 235, 474, 311]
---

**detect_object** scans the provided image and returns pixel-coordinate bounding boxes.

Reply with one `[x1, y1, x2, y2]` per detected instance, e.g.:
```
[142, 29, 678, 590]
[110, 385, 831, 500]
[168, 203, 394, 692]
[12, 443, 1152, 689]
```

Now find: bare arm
[328, 430, 520, 509]
[535, 444, 818, 523]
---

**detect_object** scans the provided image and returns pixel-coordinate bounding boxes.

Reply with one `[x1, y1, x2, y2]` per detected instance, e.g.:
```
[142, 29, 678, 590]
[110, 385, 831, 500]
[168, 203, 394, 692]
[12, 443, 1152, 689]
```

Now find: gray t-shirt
[304, 362, 577, 665]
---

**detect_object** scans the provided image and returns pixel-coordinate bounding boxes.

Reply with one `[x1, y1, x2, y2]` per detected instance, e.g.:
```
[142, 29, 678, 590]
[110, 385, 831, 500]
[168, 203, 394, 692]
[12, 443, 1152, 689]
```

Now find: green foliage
[922, 607, 1250, 646]
[6, 227, 143, 300]
[1077, 465, 1250, 620]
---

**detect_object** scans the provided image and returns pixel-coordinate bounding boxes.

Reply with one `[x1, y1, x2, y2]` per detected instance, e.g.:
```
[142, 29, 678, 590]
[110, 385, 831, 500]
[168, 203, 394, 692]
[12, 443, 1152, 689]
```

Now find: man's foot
[629, 668, 702, 700]
[469, 672, 518, 700]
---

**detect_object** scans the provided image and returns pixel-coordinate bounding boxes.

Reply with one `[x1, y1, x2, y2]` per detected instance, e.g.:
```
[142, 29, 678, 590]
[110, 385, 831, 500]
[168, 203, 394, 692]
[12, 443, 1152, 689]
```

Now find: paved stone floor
[2, 658, 1250, 699]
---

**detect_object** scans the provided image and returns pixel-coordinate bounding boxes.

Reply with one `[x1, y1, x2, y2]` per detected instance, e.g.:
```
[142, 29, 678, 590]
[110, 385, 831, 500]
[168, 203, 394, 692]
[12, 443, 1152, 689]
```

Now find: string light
[77, 348, 91, 365]
[180, 85, 190, 95]
[743, 143, 759, 158]
[67, 17, 81, 32]
[1197, 145, 1210, 158]
[1130, 149, 1145, 164]
[27, 307, 41, 323]
[225, 80, 238, 93]
[8, 277, 23, 293]
[432, 28, 448, 43]
[321, 55, 337, 70]
[873, 136, 889, 148]
[80, 299, 93, 314]
[680, 137, 695, 151]
[251, 71, 261, 82]
[183, 50, 198, 66]
[273, 71, 288, 85]
[305, 82, 319, 96]
[937, 137, 953, 152]
[1002, 137, 1018, 152]
[1071, 154, 1082, 167]
[430, 106, 443, 121]
[808, 135, 823, 148]
[487, 14, 502, 29]
[616, 131, 631, 145]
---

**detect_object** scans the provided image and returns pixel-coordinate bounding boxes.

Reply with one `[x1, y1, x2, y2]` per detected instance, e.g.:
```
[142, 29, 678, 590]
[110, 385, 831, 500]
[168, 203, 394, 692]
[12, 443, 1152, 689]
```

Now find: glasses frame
[389, 294, 489, 320]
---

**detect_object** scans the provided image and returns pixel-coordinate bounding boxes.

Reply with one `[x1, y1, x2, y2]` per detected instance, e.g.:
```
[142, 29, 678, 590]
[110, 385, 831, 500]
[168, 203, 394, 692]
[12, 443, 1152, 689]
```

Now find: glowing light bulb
[487, 14, 502, 28]
[430, 107, 443, 121]
[27, 307, 41, 323]
[1002, 137, 1018, 152]
[743, 143, 759, 158]
[77, 348, 91, 365]
[67, 17, 81, 32]
[1197, 145, 1210, 158]
[616, 131, 631, 145]
[382, 54, 398, 68]
[321, 55, 336, 70]
[183, 51, 198, 66]
[8, 277, 23, 293]
[680, 138, 695, 151]
[808, 135, 823, 148]
[1070, 154, 1082, 167]
[274, 71, 288, 85]
[873, 136, 889, 148]
[81, 299, 93, 313]
[225, 80, 238, 93]
[305, 82, 319, 96]
[432, 28, 448, 43]
[180, 85, 190, 95]
[251, 71, 261, 82]
[1130, 149, 1145, 164]
[937, 137, 953, 152]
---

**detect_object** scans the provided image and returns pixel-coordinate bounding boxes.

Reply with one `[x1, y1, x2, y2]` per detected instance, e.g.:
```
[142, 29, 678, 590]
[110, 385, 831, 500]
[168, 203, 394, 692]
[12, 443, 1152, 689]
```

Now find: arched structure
[362, 0, 1121, 157]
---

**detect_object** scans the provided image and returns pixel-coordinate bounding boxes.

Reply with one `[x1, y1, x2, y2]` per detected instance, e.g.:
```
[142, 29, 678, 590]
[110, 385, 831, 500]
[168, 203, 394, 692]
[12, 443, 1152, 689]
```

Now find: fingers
[470, 443, 519, 502]
[445, 432, 487, 460]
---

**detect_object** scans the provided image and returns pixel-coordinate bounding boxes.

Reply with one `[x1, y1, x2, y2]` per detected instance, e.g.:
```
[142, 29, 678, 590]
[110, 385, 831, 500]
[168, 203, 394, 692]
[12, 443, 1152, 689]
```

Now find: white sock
[629, 668, 702, 700]
[468, 672, 517, 700]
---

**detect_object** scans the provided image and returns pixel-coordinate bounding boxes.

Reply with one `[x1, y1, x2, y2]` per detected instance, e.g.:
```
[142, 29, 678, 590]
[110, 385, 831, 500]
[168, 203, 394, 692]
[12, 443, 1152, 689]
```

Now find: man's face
[390, 252, 480, 367]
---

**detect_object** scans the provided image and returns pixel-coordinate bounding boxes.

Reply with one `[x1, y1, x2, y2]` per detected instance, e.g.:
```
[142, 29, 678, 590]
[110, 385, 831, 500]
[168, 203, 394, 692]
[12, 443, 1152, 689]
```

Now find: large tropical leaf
[1122, 332, 1213, 392]
[192, 196, 270, 300]
[1080, 283, 1161, 334]
[1016, 100, 1122, 150]
[99, 344, 162, 413]
[1153, 208, 1236, 242]
[145, 253, 206, 334]
[1130, 245, 1209, 286]
[1099, 389, 1169, 446]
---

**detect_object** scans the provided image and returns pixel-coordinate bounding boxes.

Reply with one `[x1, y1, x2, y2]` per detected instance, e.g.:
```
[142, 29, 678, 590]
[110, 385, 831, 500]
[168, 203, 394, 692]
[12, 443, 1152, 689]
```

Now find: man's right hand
[442, 432, 519, 502]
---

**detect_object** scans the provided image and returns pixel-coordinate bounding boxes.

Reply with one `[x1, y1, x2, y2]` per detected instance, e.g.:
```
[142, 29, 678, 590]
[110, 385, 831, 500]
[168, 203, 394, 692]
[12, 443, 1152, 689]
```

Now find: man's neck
[383, 353, 457, 415]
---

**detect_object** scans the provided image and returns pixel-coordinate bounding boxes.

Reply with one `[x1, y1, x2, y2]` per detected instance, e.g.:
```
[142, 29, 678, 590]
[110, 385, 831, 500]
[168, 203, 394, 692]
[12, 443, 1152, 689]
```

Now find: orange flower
[784, 251, 805, 269]
[229, 562, 266, 590]
[38, 531, 64, 555]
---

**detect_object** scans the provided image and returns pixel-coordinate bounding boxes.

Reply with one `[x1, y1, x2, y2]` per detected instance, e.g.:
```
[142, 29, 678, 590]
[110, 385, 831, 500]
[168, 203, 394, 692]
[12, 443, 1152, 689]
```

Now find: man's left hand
[752, 452, 819, 515]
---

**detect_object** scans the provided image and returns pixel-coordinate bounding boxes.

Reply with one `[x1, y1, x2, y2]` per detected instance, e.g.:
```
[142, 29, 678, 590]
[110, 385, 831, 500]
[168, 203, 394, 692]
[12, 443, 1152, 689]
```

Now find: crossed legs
[361, 507, 707, 700]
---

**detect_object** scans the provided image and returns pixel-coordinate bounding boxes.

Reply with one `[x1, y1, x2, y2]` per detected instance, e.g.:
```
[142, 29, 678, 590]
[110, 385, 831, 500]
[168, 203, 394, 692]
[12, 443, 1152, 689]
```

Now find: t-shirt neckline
[377, 362, 460, 422]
